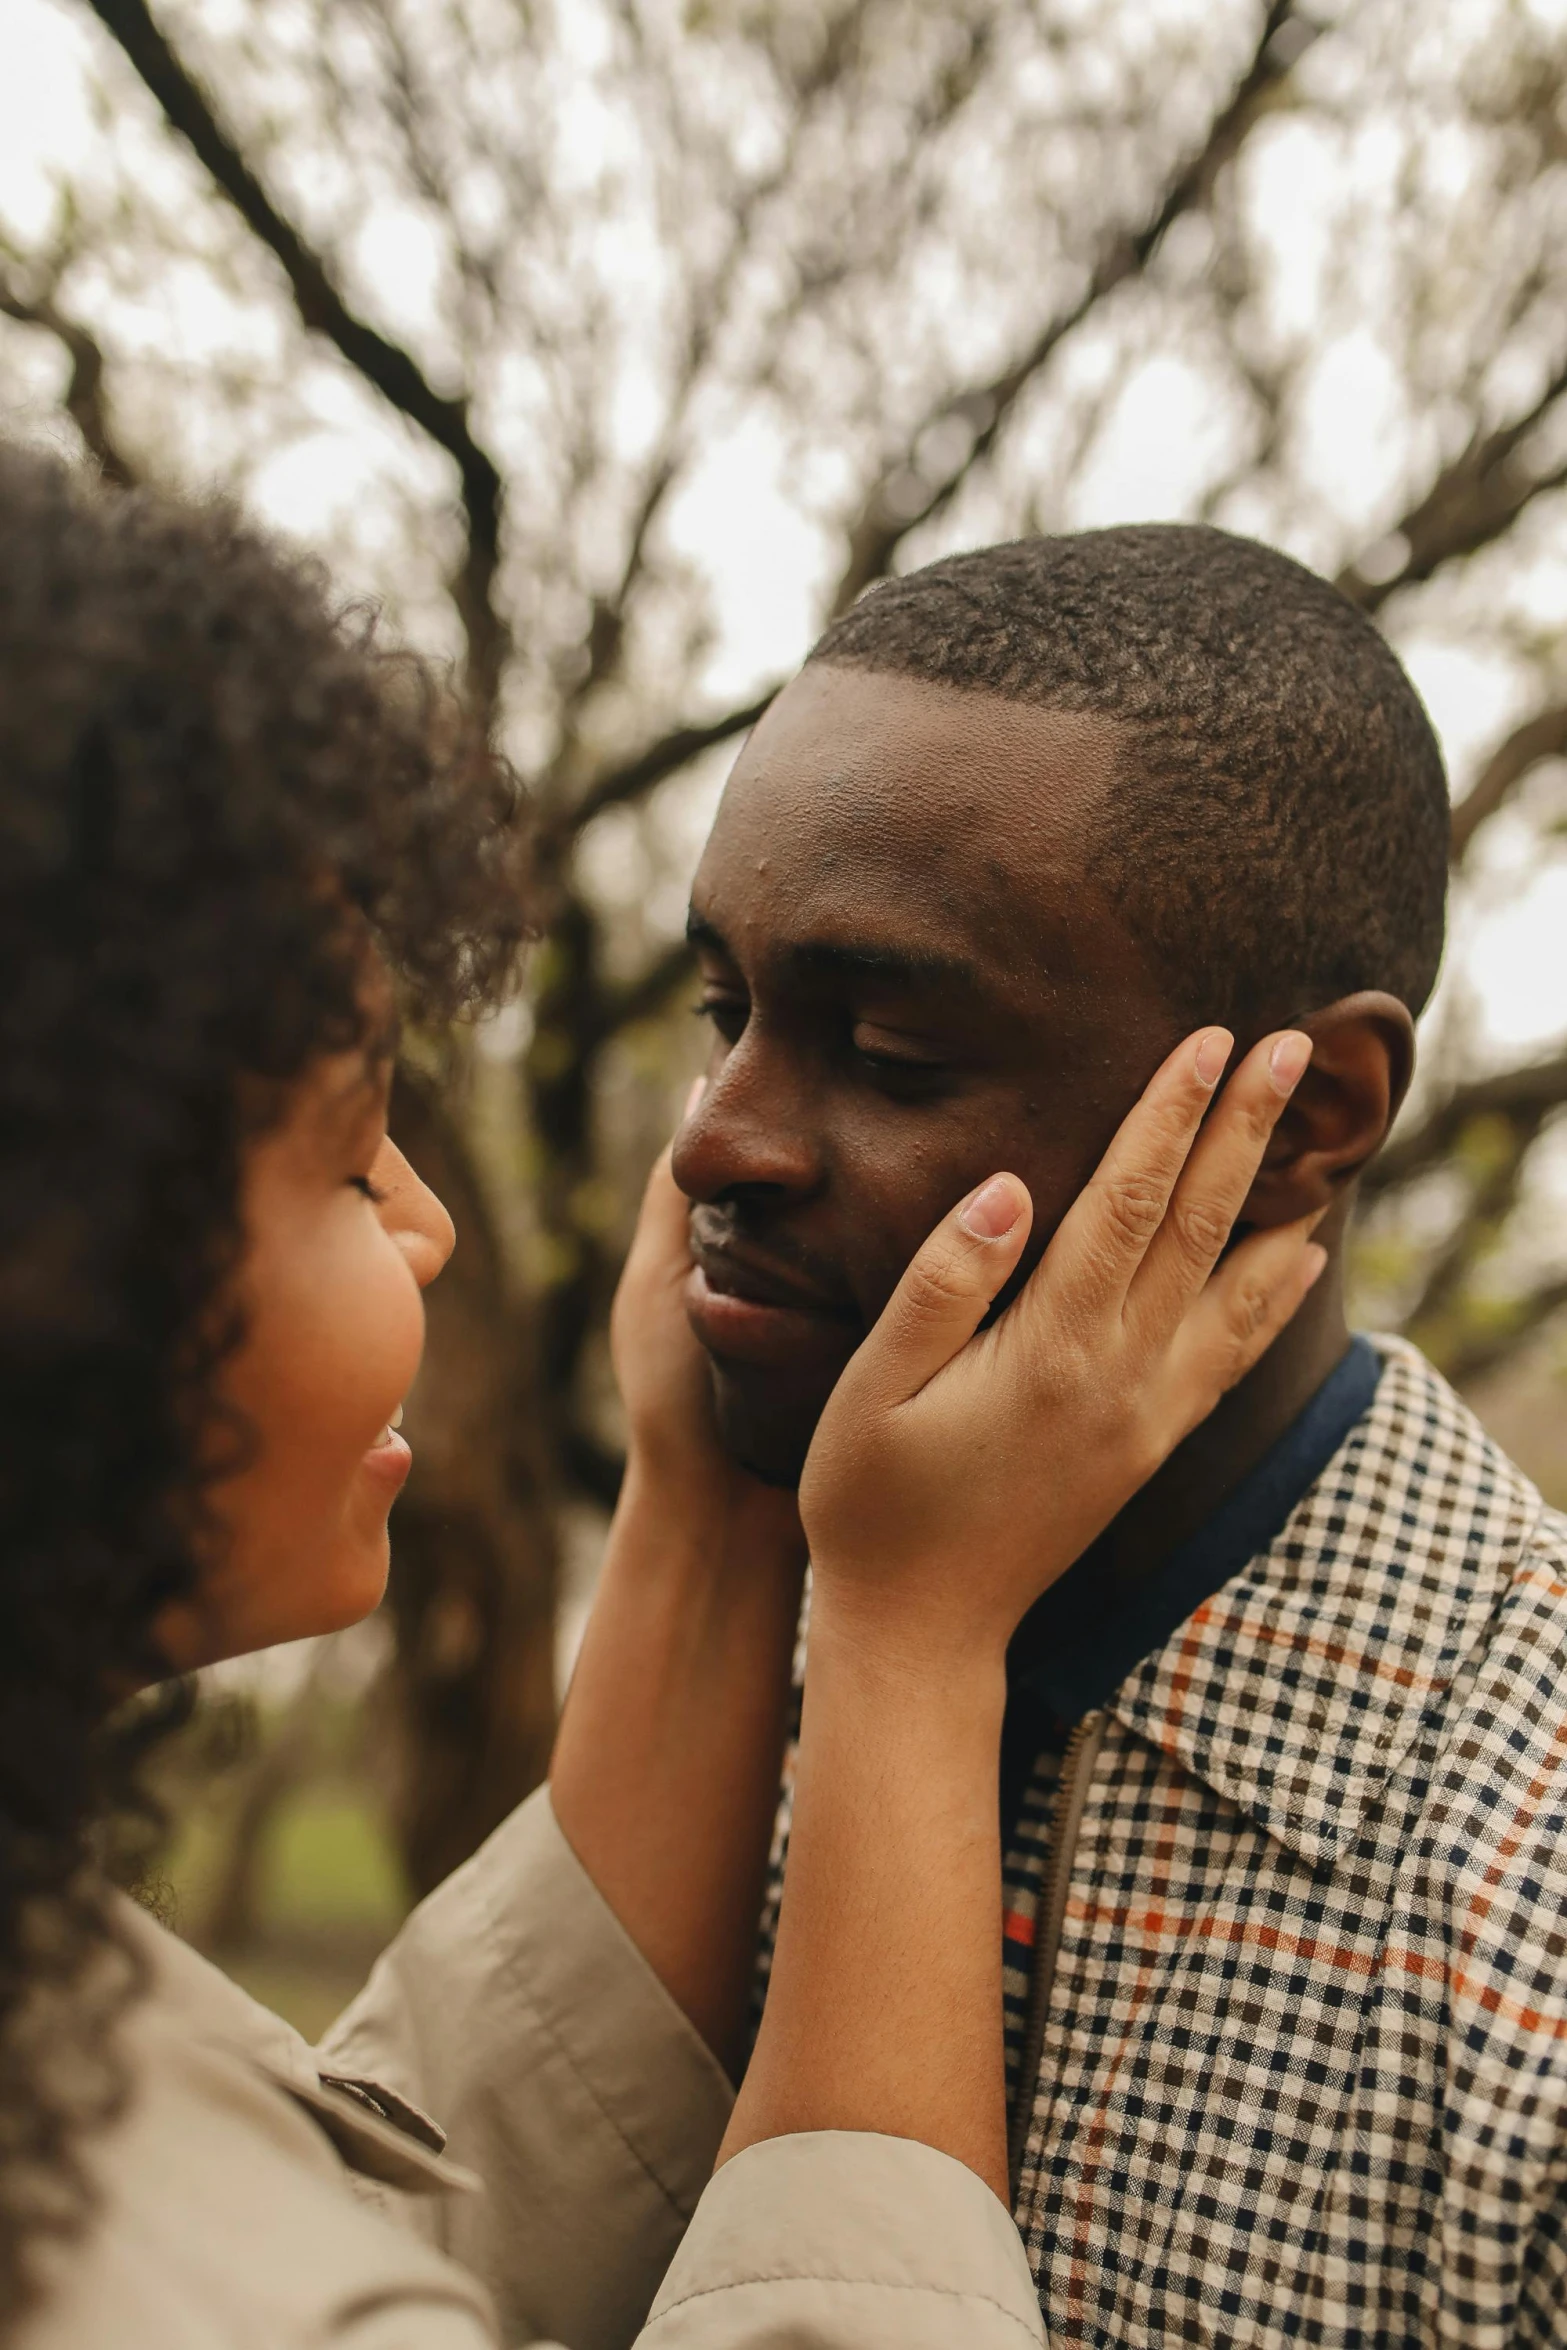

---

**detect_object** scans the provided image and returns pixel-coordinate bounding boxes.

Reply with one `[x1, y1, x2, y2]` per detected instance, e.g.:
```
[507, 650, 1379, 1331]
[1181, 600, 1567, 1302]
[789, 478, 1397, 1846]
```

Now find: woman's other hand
[609, 1138, 721, 1492]
[611, 1124, 803, 1554]
[798, 1026, 1324, 1674]
[552, 1110, 805, 2076]
[721, 1025, 1323, 2195]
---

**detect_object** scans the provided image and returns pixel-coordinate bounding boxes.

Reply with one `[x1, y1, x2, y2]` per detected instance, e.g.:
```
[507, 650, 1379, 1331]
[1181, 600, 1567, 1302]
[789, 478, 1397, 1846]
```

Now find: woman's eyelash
[349, 1174, 388, 1204]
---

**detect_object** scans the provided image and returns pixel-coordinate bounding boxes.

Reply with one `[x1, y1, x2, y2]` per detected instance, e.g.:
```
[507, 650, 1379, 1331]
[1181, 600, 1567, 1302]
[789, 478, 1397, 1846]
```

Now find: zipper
[1007, 1706, 1106, 2199]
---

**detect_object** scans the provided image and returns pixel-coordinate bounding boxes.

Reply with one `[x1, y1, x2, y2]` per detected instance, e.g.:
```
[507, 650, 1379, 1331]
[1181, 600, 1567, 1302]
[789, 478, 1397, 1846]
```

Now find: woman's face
[157, 1048, 453, 1671]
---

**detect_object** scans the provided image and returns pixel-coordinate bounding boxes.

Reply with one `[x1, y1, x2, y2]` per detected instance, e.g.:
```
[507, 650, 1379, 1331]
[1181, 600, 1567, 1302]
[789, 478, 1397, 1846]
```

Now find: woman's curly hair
[0, 442, 534, 2321]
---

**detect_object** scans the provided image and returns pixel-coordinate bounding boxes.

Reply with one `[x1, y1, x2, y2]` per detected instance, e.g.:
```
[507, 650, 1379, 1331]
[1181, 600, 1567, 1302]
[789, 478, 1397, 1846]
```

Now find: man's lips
[685, 1240, 862, 1374]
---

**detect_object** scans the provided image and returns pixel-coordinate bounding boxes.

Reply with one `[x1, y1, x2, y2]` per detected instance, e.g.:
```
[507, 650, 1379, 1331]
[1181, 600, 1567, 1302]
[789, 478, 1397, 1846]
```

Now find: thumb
[853, 1174, 1033, 1406]
[611, 1145, 691, 1347]
[626, 1144, 689, 1272]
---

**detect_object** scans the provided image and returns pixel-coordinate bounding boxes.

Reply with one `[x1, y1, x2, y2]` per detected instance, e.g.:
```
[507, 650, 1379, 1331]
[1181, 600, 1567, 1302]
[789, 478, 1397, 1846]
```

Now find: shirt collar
[1008, 1336, 1383, 1731]
[1109, 1337, 1541, 1870]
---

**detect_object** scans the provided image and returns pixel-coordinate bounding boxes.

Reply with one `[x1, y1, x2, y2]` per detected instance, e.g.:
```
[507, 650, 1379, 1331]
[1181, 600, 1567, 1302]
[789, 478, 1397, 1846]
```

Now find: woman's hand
[611, 1129, 803, 1554]
[799, 1025, 1323, 1675]
[722, 1025, 1325, 2197]
[609, 1137, 726, 1493]
[552, 1117, 805, 2076]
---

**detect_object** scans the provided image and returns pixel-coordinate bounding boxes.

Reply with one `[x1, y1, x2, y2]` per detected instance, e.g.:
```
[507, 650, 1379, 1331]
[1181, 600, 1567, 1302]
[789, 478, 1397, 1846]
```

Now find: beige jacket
[17, 1787, 1044, 2348]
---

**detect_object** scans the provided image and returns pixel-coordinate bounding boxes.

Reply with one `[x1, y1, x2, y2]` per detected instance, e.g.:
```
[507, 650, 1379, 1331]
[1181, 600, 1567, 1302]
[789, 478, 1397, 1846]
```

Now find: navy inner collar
[1003, 1335, 1383, 1758]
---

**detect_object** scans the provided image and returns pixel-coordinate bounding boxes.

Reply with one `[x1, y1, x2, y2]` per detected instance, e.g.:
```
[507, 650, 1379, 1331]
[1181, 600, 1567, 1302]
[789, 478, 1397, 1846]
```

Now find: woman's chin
[304, 1530, 394, 1640]
[164, 1537, 391, 1669]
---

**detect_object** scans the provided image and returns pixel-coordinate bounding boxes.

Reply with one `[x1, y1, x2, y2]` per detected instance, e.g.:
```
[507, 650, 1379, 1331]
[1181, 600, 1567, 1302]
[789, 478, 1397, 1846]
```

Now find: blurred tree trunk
[384, 1066, 560, 1898]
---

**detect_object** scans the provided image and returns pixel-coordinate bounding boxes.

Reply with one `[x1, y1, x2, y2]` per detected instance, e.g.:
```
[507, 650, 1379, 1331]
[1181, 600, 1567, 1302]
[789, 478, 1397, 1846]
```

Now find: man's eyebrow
[787, 939, 982, 992]
[686, 912, 732, 957]
[686, 908, 983, 993]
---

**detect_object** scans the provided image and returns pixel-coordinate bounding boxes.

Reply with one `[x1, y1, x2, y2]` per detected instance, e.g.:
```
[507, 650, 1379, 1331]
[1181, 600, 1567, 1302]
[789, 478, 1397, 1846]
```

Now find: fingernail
[1303, 1242, 1328, 1289]
[1194, 1029, 1233, 1088]
[683, 1075, 707, 1119]
[960, 1174, 1024, 1239]
[1270, 1032, 1313, 1095]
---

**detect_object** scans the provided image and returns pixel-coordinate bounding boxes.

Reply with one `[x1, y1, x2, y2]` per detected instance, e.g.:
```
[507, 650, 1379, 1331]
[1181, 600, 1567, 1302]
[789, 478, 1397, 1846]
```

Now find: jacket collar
[1110, 1339, 1542, 1872]
[112, 1895, 475, 2195]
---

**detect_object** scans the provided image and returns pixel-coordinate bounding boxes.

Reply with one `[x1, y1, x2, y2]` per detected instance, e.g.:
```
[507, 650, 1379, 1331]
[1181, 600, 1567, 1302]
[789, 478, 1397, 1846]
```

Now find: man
[673, 524, 1567, 2345]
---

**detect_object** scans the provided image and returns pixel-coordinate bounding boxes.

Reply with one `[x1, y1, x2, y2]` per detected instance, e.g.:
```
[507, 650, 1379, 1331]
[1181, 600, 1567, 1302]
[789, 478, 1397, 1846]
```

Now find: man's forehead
[692, 664, 1131, 981]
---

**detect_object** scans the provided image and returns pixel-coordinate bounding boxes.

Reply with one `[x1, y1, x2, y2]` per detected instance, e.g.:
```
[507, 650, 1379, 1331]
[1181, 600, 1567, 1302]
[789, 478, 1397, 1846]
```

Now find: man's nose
[671, 1037, 822, 1204]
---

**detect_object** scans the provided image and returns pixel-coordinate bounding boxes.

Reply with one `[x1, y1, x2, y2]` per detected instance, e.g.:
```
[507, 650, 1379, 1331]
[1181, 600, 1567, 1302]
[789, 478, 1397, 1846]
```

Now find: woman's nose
[372, 1137, 457, 1286]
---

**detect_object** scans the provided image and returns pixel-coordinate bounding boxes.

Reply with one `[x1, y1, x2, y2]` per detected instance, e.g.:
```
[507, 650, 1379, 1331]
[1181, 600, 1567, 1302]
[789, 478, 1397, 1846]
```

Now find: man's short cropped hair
[809, 525, 1449, 1024]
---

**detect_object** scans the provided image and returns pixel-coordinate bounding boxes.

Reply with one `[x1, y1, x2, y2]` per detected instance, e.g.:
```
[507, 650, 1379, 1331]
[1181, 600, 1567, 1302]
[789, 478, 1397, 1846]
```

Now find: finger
[625, 1075, 706, 1281]
[1126, 1029, 1313, 1337]
[1033, 1026, 1234, 1319]
[1160, 1216, 1327, 1439]
[618, 1144, 691, 1293]
[850, 1173, 1034, 1407]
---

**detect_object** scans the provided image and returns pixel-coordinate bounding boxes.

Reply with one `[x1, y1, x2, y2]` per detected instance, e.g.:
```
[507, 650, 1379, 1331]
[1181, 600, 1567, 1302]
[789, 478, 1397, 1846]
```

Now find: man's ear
[1244, 991, 1416, 1226]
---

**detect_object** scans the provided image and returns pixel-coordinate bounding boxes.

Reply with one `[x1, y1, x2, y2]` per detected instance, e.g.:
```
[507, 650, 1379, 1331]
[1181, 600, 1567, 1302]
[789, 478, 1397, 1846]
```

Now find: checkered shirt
[754, 1338, 1567, 2346]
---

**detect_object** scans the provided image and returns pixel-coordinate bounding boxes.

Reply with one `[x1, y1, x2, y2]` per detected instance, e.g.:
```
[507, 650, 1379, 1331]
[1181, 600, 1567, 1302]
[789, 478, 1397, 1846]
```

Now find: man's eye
[850, 1024, 947, 1079]
[851, 1042, 950, 1095]
[349, 1174, 388, 1204]
[694, 994, 747, 1045]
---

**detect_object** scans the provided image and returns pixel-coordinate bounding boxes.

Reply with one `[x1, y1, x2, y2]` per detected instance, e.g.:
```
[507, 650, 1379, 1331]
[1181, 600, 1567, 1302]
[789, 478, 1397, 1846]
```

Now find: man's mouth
[685, 1236, 861, 1375]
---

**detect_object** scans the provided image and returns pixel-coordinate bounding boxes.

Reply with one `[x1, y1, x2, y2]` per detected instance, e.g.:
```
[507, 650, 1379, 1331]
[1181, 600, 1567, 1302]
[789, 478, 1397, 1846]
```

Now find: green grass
[257, 1788, 409, 1937]
[159, 1746, 412, 2040]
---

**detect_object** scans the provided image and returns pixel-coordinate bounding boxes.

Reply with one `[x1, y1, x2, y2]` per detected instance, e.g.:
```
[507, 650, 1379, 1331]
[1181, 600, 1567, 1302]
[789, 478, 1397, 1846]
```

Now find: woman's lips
[684, 1255, 861, 1375]
[361, 1403, 412, 1490]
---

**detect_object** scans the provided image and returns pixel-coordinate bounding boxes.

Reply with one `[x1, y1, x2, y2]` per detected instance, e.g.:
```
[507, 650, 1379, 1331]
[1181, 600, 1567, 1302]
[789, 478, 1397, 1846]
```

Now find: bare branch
[829, 0, 1318, 616]
[1451, 702, 1567, 863]
[548, 685, 776, 855]
[0, 267, 137, 487]
[1441, 1275, 1567, 1390]
[544, 9, 1313, 845]
[83, 0, 509, 717]
[1366, 1048, 1567, 1195]
[549, 4, 923, 766]
[1338, 360, 1567, 618]
[590, 938, 696, 1048]
[1400, 1110, 1543, 1336]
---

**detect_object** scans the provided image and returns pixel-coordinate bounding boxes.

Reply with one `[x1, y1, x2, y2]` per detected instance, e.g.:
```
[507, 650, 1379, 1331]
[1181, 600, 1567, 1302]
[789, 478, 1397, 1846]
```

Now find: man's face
[673, 663, 1193, 1485]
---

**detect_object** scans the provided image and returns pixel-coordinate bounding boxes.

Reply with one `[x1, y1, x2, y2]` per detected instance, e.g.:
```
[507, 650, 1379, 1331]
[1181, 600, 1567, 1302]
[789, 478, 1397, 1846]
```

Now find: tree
[8, 0, 1567, 1890]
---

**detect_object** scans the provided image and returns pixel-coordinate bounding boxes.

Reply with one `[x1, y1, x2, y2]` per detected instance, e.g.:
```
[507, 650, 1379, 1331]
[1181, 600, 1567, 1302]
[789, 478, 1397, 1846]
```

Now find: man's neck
[1095, 1265, 1352, 1607]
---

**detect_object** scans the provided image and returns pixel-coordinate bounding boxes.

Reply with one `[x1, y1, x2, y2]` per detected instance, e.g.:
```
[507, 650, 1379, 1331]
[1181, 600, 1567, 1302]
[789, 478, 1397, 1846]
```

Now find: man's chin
[709, 1360, 827, 1492]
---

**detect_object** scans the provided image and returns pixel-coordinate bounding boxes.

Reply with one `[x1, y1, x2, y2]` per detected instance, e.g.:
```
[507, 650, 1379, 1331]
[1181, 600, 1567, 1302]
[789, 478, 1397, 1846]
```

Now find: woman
[0, 444, 1323, 2346]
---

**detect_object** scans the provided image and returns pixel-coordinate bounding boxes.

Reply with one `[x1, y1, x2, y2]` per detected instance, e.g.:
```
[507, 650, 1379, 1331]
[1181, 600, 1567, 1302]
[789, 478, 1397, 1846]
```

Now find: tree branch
[544, 6, 1313, 851]
[828, 0, 1318, 616]
[1338, 357, 1567, 619]
[0, 267, 137, 488]
[83, 0, 509, 717]
[547, 7, 911, 789]
[1400, 1109, 1543, 1337]
[549, 685, 777, 853]
[589, 937, 697, 1048]
[1365, 1048, 1567, 1195]
[1441, 1273, 1567, 1389]
[1450, 701, 1567, 864]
